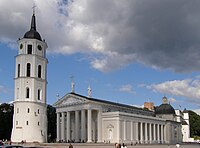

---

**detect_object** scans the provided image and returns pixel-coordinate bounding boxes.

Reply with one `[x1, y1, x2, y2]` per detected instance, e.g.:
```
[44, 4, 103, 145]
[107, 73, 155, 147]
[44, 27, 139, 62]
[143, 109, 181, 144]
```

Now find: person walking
[69, 143, 73, 148]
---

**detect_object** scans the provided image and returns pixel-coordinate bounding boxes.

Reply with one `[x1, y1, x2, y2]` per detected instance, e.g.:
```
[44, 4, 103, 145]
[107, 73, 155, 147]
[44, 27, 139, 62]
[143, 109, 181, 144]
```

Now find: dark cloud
[1, 0, 200, 72]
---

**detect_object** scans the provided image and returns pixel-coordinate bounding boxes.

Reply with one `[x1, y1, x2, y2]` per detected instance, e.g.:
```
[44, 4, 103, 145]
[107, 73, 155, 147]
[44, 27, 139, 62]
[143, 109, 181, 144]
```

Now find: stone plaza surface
[22, 143, 200, 148]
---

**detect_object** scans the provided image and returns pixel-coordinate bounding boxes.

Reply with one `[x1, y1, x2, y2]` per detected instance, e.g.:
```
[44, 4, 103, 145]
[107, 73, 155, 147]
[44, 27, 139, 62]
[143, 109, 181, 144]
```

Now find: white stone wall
[102, 111, 182, 144]
[182, 112, 191, 142]
[11, 102, 47, 142]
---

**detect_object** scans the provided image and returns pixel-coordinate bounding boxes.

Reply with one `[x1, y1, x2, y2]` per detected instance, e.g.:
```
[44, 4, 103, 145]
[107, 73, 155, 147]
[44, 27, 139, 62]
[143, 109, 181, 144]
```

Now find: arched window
[27, 108, 30, 113]
[27, 63, 31, 77]
[27, 45, 32, 54]
[26, 121, 29, 125]
[17, 64, 20, 77]
[38, 65, 42, 78]
[26, 87, 30, 98]
[38, 109, 40, 114]
[38, 89, 41, 100]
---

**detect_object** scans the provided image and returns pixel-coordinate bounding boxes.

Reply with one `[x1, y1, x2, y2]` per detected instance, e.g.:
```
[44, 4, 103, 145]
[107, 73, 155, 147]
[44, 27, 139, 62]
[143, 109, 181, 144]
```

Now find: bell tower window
[17, 64, 20, 77]
[38, 89, 41, 100]
[26, 87, 30, 98]
[38, 65, 42, 78]
[27, 63, 31, 77]
[27, 45, 32, 54]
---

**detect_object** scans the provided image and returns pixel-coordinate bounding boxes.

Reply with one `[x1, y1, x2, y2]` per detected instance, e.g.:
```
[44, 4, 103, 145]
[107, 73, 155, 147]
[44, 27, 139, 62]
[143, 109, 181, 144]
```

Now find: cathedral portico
[56, 106, 102, 143]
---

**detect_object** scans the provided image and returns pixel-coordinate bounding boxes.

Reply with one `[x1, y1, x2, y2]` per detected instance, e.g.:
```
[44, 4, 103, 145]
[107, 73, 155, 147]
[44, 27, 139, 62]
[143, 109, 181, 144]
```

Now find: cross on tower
[32, 2, 37, 15]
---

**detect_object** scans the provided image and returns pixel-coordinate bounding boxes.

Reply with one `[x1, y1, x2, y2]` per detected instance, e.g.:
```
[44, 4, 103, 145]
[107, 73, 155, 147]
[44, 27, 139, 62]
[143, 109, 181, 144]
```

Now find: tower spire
[31, 3, 37, 31]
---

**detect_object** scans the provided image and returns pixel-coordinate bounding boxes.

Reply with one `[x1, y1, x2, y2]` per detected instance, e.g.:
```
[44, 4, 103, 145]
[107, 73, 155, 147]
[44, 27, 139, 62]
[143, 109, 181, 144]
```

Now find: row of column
[57, 109, 102, 143]
[121, 121, 166, 144]
[138, 122, 166, 144]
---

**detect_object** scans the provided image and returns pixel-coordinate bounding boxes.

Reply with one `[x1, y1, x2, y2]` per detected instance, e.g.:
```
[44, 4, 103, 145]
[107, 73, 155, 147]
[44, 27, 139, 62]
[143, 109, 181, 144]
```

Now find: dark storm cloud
[1, 0, 200, 72]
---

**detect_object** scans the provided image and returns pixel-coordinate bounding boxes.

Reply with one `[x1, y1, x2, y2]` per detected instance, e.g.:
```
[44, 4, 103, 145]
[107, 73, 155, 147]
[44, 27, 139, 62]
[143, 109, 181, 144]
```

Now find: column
[140, 122, 143, 143]
[149, 123, 152, 144]
[124, 120, 126, 140]
[161, 125, 164, 143]
[131, 121, 134, 141]
[61, 112, 66, 141]
[117, 120, 120, 143]
[87, 109, 92, 142]
[97, 110, 102, 142]
[81, 110, 86, 142]
[56, 113, 60, 141]
[157, 124, 160, 143]
[66, 111, 71, 141]
[145, 123, 148, 143]
[75, 110, 79, 142]
[153, 124, 156, 143]
[164, 125, 167, 143]
[135, 122, 138, 143]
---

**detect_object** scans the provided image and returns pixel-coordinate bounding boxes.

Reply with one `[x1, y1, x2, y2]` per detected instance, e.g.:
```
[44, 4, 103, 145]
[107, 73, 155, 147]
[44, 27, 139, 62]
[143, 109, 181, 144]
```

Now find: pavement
[21, 143, 200, 148]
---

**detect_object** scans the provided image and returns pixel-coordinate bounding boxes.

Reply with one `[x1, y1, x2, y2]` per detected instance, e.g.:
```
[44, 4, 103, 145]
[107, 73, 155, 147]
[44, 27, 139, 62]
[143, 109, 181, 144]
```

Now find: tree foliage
[47, 104, 56, 142]
[0, 103, 13, 140]
[189, 110, 200, 137]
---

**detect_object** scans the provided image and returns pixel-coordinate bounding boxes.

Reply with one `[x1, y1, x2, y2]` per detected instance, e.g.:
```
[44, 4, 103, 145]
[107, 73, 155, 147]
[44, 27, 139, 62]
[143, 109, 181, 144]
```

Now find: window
[27, 63, 31, 77]
[27, 45, 32, 54]
[17, 64, 20, 77]
[38, 89, 41, 100]
[26, 87, 30, 98]
[38, 65, 41, 78]
[38, 122, 40, 126]
[16, 121, 18, 125]
[17, 108, 19, 113]
[26, 121, 29, 125]
[17, 88, 19, 99]
[27, 108, 30, 113]
[38, 109, 40, 114]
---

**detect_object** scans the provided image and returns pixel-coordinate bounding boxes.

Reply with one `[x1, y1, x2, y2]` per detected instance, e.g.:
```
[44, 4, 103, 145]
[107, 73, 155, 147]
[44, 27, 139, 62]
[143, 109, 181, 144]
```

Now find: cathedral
[11, 10, 190, 145]
[54, 89, 183, 144]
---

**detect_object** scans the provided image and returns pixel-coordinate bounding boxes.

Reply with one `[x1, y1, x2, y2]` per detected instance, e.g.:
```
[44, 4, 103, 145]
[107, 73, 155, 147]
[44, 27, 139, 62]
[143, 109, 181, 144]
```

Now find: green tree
[189, 110, 200, 137]
[0, 103, 13, 140]
[47, 105, 56, 142]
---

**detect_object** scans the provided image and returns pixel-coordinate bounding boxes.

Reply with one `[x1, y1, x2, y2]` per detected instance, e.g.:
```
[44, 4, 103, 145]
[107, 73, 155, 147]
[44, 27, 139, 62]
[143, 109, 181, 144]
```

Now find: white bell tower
[11, 10, 48, 143]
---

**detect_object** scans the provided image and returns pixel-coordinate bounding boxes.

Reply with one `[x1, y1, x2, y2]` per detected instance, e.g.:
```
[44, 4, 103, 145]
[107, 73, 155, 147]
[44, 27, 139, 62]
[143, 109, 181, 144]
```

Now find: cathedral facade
[54, 92, 182, 144]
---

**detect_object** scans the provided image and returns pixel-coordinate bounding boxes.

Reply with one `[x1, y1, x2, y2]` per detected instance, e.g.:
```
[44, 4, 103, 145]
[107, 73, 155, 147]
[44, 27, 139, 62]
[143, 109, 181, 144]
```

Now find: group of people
[115, 143, 128, 148]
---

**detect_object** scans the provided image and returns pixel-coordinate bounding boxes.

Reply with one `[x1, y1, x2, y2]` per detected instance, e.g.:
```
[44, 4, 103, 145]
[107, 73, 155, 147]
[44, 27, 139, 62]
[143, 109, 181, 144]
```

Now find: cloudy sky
[1, 0, 200, 111]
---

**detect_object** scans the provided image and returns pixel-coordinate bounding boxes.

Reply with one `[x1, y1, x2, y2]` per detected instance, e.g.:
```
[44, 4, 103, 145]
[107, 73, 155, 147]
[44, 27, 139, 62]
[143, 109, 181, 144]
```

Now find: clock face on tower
[37, 45, 42, 51]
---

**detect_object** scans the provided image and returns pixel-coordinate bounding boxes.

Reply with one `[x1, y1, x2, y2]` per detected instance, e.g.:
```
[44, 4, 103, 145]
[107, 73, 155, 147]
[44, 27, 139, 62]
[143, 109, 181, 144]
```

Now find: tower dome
[24, 13, 42, 41]
[155, 96, 175, 115]
[155, 104, 175, 114]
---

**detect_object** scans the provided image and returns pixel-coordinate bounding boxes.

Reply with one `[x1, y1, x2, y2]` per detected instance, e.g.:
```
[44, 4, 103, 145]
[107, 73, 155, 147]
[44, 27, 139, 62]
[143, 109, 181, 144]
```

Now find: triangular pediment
[54, 93, 88, 107]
